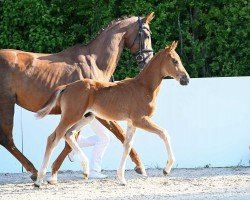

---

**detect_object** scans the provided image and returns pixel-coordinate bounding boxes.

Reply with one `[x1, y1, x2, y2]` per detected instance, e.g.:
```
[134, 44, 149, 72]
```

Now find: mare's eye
[144, 33, 150, 39]
[173, 59, 178, 65]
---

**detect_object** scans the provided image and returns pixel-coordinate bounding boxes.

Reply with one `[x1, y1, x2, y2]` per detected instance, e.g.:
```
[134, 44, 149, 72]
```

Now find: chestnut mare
[35, 41, 190, 187]
[0, 13, 154, 181]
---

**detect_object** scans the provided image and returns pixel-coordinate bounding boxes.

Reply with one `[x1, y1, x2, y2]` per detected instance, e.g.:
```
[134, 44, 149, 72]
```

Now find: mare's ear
[165, 41, 178, 52]
[143, 12, 155, 24]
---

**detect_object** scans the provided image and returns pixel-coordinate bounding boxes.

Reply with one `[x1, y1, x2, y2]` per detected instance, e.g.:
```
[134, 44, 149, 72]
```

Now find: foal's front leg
[134, 117, 175, 176]
[96, 118, 146, 175]
[117, 122, 136, 185]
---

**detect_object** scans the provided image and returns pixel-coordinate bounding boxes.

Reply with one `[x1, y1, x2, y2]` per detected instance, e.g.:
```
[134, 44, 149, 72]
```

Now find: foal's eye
[172, 59, 178, 65]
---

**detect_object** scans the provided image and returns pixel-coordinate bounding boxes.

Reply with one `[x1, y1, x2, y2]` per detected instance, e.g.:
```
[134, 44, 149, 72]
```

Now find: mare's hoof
[163, 169, 169, 176]
[134, 166, 143, 174]
[134, 166, 147, 177]
[134, 166, 147, 175]
[30, 174, 37, 181]
[47, 179, 58, 185]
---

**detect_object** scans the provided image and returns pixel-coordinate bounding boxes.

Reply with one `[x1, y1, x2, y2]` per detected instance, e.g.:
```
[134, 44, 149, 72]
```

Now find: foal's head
[161, 41, 189, 85]
[124, 12, 155, 68]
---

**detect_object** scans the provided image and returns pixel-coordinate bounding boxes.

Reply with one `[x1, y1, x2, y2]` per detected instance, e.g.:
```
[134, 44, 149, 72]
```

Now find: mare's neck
[88, 33, 124, 81]
[85, 19, 136, 81]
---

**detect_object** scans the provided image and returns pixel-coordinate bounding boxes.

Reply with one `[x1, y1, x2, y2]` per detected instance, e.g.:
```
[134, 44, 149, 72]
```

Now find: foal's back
[62, 78, 152, 122]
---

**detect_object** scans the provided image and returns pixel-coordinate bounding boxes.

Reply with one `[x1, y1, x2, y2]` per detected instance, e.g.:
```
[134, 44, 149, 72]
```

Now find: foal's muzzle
[180, 75, 189, 86]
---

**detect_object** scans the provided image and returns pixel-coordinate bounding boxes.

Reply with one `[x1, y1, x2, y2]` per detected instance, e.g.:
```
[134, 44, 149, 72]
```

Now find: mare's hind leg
[0, 96, 37, 180]
[133, 117, 175, 176]
[96, 118, 146, 176]
[48, 113, 95, 185]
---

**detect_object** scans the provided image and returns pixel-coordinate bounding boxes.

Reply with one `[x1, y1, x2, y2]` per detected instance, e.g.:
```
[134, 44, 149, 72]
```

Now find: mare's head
[161, 41, 189, 85]
[124, 12, 155, 69]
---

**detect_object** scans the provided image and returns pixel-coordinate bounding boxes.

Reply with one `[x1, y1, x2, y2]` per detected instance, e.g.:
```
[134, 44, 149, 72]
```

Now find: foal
[35, 41, 189, 187]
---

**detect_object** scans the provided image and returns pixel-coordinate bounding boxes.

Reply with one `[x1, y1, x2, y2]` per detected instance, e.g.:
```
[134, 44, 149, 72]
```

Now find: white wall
[0, 77, 250, 173]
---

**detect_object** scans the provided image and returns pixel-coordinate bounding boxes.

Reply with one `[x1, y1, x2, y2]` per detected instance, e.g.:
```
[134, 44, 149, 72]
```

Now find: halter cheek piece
[111, 17, 153, 82]
[129, 17, 154, 66]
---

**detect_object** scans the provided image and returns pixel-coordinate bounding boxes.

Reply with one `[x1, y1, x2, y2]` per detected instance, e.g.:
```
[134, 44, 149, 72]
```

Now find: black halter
[129, 17, 154, 66]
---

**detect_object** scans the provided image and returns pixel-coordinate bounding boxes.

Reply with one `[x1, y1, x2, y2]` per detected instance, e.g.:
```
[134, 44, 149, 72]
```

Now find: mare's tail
[36, 86, 66, 118]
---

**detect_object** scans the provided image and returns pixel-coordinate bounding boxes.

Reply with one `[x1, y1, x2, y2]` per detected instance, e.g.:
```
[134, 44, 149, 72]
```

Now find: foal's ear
[171, 41, 178, 50]
[143, 12, 155, 24]
[165, 41, 178, 52]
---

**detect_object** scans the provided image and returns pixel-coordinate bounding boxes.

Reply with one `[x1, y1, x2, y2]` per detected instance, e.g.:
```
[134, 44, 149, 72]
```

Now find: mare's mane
[63, 16, 135, 52]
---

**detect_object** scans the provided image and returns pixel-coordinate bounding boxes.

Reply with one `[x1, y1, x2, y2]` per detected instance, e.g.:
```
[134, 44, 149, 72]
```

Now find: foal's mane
[140, 44, 177, 72]
[139, 49, 165, 70]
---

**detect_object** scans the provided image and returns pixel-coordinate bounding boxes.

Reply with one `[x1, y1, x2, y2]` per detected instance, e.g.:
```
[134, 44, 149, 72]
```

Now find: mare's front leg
[96, 118, 146, 176]
[134, 117, 175, 176]
[117, 122, 136, 185]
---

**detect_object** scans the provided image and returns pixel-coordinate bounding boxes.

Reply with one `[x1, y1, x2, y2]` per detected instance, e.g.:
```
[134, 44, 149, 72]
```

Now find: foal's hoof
[120, 181, 127, 186]
[163, 169, 169, 176]
[117, 178, 127, 186]
[83, 173, 89, 180]
[47, 179, 58, 185]
[30, 174, 37, 181]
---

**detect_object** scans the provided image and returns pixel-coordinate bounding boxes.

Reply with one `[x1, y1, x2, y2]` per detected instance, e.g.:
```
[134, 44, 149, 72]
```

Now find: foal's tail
[36, 85, 66, 118]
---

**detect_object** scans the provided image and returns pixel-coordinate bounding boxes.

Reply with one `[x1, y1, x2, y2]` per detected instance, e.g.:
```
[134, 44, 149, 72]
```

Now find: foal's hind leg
[0, 96, 37, 180]
[34, 112, 85, 187]
[48, 133, 78, 185]
[64, 113, 95, 178]
[96, 118, 146, 176]
[48, 113, 95, 184]
[134, 117, 175, 176]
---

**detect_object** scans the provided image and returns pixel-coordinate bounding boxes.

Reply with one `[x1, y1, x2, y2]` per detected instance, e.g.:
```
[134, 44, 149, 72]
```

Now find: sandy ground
[0, 167, 249, 200]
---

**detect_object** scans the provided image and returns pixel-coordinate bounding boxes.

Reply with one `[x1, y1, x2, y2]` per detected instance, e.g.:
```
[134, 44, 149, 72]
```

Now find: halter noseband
[129, 17, 154, 66]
